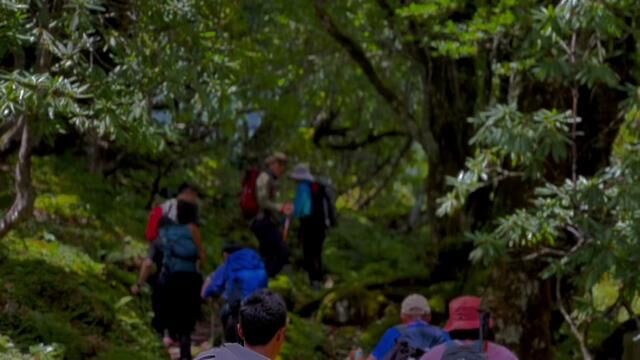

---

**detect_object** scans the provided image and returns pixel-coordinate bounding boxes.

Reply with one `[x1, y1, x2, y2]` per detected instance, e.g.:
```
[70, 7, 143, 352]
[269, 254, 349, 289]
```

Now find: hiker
[290, 163, 326, 287]
[194, 289, 288, 360]
[420, 296, 518, 360]
[158, 200, 206, 360]
[250, 152, 293, 278]
[132, 183, 201, 337]
[201, 245, 268, 343]
[366, 294, 450, 360]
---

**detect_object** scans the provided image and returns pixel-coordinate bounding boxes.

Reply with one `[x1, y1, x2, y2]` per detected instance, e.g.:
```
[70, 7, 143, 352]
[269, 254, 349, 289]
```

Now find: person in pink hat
[420, 296, 518, 360]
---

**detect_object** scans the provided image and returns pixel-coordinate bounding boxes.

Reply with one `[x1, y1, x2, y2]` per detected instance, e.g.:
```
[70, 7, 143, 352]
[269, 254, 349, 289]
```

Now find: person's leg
[307, 227, 326, 283]
[150, 280, 165, 337]
[175, 272, 202, 359]
[300, 223, 314, 283]
[252, 219, 275, 275]
[179, 333, 191, 360]
[253, 219, 287, 277]
[160, 274, 179, 346]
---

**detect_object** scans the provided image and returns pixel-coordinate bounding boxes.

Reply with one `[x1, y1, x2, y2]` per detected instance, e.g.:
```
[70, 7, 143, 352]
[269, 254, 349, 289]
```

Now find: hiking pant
[149, 276, 165, 337]
[148, 240, 166, 337]
[160, 271, 203, 360]
[220, 300, 241, 344]
[299, 220, 326, 283]
[251, 217, 289, 278]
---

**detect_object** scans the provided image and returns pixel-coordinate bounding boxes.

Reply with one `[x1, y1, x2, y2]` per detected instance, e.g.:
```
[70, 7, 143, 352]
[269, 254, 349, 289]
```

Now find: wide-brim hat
[444, 296, 494, 332]
[289, 163, 314, 182]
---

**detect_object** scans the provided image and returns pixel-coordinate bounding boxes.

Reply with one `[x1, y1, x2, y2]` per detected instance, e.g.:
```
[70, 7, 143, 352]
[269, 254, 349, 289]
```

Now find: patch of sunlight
[6, 234, 103, 276]
[35, 193, 92, 221]
[592, 273, 621, 312]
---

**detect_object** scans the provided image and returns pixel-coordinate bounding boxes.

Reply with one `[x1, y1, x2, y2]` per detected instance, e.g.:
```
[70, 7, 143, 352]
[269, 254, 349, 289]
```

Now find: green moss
[280, 314, 328, 360]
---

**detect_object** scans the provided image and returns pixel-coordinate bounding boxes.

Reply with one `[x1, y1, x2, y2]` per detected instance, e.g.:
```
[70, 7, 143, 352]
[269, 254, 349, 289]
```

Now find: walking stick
[282, 216, 291, 242]
[209, 299, 217, 347]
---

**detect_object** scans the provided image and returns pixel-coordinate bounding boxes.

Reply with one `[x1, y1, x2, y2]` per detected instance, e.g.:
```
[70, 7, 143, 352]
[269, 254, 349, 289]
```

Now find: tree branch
[319, 129, 408, 150]
[0, 116, 35, 239]
[556, 276, 593, 360]
[356, 137, 412, 209]
[314, 0, 440, 160]
[313, 0, 406, 118]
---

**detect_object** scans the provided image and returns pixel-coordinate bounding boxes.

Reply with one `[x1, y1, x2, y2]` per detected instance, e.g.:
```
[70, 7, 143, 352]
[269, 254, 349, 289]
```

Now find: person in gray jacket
[251, 152, 293, 277]
[195, 289, 287, 360]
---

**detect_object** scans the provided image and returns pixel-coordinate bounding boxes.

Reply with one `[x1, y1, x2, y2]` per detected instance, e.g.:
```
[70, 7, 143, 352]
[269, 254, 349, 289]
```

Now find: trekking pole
[282, 216, 291, 242]
[209, 299, 216, 347]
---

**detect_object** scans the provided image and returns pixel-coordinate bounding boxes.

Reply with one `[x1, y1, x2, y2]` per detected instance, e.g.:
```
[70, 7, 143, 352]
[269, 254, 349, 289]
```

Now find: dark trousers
[251, 217, 289, 278]
[149, 276, 165, 337]
[300, 220, 326, 283]
[160, 272, 203, 360]
[220, 300, 241, 343]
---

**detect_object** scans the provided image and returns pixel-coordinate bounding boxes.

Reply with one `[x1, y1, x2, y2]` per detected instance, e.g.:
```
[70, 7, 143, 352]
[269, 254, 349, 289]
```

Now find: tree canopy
[2, 0, 640, 359]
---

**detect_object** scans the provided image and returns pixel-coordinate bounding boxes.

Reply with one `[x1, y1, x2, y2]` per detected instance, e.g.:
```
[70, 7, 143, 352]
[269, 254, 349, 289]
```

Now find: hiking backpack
[145, 206, 164, 242]
[310, 178, 338, 229]
[384, 325, 437, 360]
[441, 311, 490, 360]
[160, 225, 199, 275]
[440, 341, 487, 360]
[240, 168, 260, 219]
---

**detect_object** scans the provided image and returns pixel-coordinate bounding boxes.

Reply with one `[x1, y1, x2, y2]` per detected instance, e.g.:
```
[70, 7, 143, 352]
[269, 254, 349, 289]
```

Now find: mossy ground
[6, 154, 607, 358]
[0, 155, 465, 359]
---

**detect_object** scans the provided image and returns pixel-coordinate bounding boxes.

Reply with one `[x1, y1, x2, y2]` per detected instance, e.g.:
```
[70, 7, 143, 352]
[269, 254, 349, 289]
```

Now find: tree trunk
[0, 116, 35, 239]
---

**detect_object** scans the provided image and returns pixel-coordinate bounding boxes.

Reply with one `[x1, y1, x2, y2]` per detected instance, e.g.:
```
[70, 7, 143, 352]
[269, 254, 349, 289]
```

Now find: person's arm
[189, 224, 206, 265]
[131, 258, 154, 295]
[202, 264, 226, 299]
[369, 328, 399, 360]
[256, 173, 283, 214]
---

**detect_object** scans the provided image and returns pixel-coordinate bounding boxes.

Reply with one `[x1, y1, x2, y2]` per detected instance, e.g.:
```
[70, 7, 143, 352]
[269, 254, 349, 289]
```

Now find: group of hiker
[130, 151, 519, 360]
[194, 291, 519, 360]
[242, 152, 336, 285]
[353, 294, 518, 360]
[131, 152, 336, 360]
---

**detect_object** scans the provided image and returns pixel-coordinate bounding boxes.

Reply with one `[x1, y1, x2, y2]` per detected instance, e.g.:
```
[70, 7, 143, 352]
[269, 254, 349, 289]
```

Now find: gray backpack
[440, 341, 487, 360]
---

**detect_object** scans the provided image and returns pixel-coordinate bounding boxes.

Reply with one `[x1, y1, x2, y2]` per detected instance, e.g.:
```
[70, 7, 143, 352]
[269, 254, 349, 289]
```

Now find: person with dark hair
[251, 152, 293, 278]
[420, 296, 518, 360]
[132, 183, 201, 341]
[195, 289, 287, 360]
[157, 200, 206, 360]
[201, 245, 268, 343]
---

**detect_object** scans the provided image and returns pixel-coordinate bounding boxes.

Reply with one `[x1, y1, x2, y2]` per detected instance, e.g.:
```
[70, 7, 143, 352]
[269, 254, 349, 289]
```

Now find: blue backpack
[384, 325, 440, 360]
[160, 225, 199, 274]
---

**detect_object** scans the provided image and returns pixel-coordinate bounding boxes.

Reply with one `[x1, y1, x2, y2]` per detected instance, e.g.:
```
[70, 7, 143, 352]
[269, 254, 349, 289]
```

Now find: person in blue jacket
[201, 245, 268, 343]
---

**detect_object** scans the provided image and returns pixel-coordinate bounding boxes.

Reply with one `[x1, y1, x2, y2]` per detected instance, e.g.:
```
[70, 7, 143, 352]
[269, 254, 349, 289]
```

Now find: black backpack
[384, 325, 435, 360]
[310, 179, 337, 229]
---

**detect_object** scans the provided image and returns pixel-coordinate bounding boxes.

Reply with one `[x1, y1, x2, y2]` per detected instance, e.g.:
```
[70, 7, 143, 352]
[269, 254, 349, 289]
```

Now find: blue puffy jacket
[202, 248, 268, 303]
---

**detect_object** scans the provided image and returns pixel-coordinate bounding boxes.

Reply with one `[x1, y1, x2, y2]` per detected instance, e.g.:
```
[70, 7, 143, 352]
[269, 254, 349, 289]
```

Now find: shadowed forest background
[2, 0, 640, 359]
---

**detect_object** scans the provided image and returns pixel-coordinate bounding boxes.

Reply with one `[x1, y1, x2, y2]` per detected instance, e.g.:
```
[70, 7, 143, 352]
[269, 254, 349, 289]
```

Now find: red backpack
[240, 168, 260, 219]
[145, 206, 164, 242]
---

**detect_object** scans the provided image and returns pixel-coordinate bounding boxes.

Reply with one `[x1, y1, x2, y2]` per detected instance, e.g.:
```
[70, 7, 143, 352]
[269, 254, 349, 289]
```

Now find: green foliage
[280, 314, 328, 360]
[0, 334, 64, 360]
[324, 213, 433, 284]
[438, 105, 573, 217]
